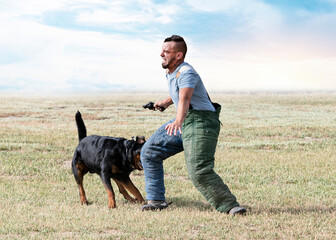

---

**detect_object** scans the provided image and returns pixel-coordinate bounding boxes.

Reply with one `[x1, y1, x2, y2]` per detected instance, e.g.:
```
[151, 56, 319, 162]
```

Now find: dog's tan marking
[113, 178, 137, 203]
[103, 183, 116, 208]
[111, 165, 119, 174]
[122, 180, 145, 203]
[134, 154, 143, 170]
[76, 162, 89, 205]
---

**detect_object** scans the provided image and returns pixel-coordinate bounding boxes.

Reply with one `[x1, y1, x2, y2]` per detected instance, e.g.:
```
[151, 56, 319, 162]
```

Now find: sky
[0, 0, 336, 93]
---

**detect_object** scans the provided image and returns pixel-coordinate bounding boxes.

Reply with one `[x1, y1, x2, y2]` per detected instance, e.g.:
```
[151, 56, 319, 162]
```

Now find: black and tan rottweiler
[71, 111, 145, 208]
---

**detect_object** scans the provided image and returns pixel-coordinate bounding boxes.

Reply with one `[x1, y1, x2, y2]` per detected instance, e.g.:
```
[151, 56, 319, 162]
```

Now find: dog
[71, 111, 145, 208]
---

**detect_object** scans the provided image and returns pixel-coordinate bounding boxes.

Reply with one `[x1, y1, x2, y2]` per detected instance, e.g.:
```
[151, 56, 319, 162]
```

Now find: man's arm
[165, 87, 194, 136]
[154, 97, 173, 111]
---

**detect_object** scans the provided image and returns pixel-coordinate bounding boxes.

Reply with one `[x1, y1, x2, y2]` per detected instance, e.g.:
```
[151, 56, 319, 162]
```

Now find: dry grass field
[0, 93, 336, 239]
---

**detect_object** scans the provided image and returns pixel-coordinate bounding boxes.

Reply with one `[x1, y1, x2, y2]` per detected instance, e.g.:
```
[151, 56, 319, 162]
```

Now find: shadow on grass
[164, 199, 336, 215]
[168, 197, 213, 211]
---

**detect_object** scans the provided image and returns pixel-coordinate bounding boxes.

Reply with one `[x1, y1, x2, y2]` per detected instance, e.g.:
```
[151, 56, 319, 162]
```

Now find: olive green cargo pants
[182, 104, 239, 213]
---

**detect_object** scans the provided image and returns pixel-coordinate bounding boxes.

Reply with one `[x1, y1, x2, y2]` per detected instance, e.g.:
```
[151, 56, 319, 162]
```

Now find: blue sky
[1, 0, 336, 93]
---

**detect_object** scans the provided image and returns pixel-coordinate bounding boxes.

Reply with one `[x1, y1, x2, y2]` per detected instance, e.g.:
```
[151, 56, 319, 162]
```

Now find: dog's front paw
[135, 198, 145, 204]
[80, 198, 89, 205]
[108, 202, 116, 209]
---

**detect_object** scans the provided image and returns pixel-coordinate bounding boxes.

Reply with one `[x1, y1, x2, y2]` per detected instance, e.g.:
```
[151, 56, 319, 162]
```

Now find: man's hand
[154, 98, 173, 112]
[143, 98, 173, 112]
[165, 88, 193, 136]
[143, 102, 165, 111]
[153, 102, 167, 112]
[165, 120, 182, 136]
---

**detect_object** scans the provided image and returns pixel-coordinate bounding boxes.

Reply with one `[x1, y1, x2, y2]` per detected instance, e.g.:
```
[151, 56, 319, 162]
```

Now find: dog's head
[129, 136, 146, 170]
[132, 136, 146, 144]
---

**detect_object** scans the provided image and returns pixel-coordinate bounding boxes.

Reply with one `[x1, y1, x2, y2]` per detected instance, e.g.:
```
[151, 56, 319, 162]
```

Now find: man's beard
[161, 57, 175, 69]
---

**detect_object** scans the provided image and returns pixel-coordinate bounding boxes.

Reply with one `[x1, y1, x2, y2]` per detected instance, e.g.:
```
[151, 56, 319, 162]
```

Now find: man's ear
[176, 52, 184, 60]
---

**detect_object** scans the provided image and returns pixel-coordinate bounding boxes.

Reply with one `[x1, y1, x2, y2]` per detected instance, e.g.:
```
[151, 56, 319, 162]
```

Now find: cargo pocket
[204, 117, 220, 137]
[194, 118, 206, 135]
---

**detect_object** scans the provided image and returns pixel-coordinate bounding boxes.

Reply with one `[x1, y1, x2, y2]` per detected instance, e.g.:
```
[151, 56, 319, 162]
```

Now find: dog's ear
[135, 136, 146, 144]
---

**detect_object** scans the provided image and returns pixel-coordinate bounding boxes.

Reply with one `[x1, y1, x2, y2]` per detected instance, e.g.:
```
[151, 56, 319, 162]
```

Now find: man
[141, 35, 246, 215]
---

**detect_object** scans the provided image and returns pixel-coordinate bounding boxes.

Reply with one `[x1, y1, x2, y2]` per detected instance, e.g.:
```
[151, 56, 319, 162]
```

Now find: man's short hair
[164, 35, 187, 57]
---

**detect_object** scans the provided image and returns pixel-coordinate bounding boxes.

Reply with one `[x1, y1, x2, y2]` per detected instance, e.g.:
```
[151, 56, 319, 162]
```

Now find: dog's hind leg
[100, 172, 116, 209]
[113, 178, 137, 203]
[72, 158, 89, 205]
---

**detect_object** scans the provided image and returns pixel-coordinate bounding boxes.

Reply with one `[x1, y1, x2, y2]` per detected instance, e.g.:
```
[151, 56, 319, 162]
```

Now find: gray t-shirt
[166, 62, 215, 112]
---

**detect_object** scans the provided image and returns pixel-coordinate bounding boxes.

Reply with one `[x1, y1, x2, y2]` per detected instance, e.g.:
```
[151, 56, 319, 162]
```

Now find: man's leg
[141, 119, 183, 201]
[182, 110, 240, 213]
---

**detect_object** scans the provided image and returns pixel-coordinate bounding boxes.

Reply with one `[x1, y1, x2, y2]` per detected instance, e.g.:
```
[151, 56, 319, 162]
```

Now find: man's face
[160, 42, 178, 69]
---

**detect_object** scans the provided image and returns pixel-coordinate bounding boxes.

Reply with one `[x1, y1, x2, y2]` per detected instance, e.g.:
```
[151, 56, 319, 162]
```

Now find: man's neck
[168, 60, 184, 74]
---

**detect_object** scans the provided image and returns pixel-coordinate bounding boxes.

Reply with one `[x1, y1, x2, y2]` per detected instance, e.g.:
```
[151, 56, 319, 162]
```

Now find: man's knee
[188, 167, 215, 187]
[140, 141, 149, 163]
[140, 140, 166, 167]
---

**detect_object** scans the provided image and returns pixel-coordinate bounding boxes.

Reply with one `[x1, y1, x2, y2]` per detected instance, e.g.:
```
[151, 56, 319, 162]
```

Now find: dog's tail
[75, 111, 87, 142]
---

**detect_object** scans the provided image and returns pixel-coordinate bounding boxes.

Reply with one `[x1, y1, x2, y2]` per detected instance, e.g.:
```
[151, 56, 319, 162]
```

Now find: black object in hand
[143, 102, 165, 111]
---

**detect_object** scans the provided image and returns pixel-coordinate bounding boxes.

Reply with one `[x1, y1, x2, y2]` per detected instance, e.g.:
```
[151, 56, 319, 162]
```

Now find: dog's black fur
[71, 111, 145, 208]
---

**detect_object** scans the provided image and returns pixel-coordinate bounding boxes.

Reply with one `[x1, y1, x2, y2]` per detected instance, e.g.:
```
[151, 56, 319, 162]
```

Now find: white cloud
[1, 0, 336, 93]
[190, 56, 336, 91]
[0, 16, 165, 92]
[182, 0, 336, 91]
[185, 0, 285, 50]
[0, 0, 67, 18]
[75, 0, 177, 26]
[0, 0, 178, 93]
[188, 0, 336, 63]
[185, 0, 240, 12]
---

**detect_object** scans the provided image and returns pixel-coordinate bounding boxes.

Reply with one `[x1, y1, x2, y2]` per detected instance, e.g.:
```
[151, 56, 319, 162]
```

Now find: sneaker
[228, 206, 247, 216]
[141, 200, 172, 211]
